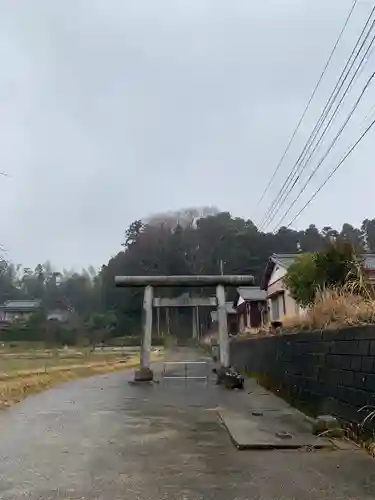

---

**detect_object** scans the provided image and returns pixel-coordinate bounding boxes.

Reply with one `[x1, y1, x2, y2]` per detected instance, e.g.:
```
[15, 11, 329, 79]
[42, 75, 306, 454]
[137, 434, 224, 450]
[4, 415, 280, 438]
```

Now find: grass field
[0, 347, 163, 409]
[0, 348, 135, 375]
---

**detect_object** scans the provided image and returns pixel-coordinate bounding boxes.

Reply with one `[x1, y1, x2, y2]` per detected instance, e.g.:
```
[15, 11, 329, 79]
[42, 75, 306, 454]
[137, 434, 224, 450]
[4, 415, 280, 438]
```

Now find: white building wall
[268, 265, 287, 286]
[266, 265, 302, 320]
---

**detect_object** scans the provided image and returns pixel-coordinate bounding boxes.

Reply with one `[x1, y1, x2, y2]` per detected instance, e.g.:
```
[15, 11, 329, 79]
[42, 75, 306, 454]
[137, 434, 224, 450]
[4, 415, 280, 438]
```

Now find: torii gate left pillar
[139, 285, 154, 381]
[115, 275, 254, 382]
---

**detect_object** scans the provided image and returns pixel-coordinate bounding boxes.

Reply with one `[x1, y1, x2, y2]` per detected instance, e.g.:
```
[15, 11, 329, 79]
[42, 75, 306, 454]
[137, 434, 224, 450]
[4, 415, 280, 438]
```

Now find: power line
[260, 6, 375, 231]
[265, 26, 375, 231]
[272, 71, 375, 231]
[260, 5, 375, 231]
[360, 100, 375, 127]
[252, 0, 359, 218]
[284, 115, 375, 229]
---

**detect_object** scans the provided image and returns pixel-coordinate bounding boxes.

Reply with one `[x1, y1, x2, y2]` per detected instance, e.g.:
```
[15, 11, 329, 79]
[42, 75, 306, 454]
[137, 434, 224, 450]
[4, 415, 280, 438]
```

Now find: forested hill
[103, 210, 374, 289]
[1, 208, 375, 335]
[100, 210, 375, 331]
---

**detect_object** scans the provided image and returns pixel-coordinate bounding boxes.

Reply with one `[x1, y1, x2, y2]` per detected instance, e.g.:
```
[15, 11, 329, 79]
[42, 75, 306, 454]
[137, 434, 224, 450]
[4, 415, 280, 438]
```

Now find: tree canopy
[283, 253, 318, 307]
[2, 207, 375, 340]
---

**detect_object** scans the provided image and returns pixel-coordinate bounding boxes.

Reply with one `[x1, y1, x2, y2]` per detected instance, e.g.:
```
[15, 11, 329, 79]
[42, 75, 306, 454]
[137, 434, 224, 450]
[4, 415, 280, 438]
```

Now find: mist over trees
[2, 207, 375, 340]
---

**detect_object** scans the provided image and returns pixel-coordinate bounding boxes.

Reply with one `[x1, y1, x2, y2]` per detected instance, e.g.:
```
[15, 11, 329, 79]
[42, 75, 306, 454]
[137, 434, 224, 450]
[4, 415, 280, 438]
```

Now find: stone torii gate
[153, 295, 217, 340]
[115, 275, 254, 381]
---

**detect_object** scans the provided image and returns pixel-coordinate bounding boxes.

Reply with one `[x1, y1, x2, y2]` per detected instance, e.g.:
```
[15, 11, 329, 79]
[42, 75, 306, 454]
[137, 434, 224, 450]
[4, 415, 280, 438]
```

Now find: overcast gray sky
[0, 0, 374, 270]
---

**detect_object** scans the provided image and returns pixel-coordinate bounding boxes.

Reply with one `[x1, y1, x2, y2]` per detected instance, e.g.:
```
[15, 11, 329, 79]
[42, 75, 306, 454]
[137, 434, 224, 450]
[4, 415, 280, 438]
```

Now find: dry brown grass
[0, 348, 136, 375]
[0, 350, 163, 409]
[282, 287, 375, 332]
[234, 279, 375, 338]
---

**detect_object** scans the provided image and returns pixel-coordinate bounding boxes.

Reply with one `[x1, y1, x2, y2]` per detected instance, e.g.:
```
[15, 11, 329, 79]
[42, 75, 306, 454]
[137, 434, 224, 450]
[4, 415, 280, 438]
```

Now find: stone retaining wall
[230, 326, 375, 423]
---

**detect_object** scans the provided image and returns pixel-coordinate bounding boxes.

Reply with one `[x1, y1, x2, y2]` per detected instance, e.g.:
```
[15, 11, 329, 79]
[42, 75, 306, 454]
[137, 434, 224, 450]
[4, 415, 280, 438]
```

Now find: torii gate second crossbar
[115, 275, 254, 381]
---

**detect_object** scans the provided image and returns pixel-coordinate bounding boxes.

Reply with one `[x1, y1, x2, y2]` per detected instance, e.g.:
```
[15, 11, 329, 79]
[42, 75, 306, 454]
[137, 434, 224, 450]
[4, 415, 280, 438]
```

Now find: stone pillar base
[134, 367, 154, 382]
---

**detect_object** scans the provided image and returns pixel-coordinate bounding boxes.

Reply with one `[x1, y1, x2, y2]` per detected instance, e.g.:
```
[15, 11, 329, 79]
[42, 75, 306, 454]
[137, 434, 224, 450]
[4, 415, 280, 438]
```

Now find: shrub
[284, 241, 360, 307]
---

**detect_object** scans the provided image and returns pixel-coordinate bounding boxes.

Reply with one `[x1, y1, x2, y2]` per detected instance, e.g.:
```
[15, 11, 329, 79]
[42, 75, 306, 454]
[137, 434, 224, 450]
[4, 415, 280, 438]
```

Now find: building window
[282, 293, 286, 315]
[271, 296, 280, 320]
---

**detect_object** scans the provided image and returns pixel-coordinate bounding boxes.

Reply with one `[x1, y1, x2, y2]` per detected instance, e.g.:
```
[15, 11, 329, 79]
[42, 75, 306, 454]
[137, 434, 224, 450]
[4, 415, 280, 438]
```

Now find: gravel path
[0, 348, 375, 499]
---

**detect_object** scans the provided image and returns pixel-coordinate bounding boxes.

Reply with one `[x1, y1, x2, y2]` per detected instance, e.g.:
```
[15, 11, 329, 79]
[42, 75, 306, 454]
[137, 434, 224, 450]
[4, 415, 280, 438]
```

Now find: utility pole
[196, 305, 200, 339]
[157, 307, 160, 338]
[220, 259, 224, 276]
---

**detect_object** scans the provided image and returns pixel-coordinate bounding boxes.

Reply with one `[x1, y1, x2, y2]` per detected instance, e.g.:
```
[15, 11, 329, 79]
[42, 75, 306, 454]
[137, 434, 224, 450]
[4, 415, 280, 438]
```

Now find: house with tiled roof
[210, 287, 267, 333]
[0, 299, 42, 324]
[260, 254, 301, 322]
[235, 287, 267, 329]
[260, 253, 375, 323]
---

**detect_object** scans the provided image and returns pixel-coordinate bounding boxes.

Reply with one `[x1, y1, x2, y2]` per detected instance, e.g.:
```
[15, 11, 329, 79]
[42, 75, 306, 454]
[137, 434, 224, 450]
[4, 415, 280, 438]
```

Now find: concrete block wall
[230, 326, 375, 423]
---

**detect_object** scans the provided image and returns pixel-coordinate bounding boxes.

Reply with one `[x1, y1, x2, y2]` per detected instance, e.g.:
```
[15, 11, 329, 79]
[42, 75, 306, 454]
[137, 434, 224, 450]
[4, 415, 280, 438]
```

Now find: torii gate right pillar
[216, 284, 229, 367]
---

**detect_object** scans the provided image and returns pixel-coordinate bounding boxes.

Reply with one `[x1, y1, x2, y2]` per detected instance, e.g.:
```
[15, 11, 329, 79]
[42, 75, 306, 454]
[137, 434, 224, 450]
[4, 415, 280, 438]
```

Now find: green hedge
[0, 327, 166, 348]
[0, 326, 44, 343]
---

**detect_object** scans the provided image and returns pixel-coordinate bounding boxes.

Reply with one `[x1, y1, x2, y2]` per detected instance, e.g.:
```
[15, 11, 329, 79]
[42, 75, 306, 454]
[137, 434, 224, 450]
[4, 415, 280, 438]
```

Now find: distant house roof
[260, 253, 299, 290]
[0, 299, 42, 311]
[271, 253, 298, 269]
[238, 286, 266, 301]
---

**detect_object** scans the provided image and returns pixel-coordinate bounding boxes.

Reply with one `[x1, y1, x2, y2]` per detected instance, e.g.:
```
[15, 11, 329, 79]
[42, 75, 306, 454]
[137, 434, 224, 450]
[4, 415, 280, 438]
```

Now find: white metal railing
[162, 361, 209, 385]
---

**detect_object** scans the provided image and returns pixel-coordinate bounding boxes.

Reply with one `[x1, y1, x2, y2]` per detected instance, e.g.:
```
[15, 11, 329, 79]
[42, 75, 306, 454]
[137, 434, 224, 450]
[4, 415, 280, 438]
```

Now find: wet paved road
[1, 348, 375, 499]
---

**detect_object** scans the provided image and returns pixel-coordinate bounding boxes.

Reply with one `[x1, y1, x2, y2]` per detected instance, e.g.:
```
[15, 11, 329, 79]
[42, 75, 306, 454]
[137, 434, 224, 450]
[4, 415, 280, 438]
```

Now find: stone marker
[313, 415, 340, 435]
[134, 367, 154, 382]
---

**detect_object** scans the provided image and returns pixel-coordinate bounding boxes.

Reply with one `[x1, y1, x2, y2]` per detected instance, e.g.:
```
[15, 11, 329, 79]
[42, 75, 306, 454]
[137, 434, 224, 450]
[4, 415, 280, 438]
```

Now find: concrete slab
[218, 408, 332, 450]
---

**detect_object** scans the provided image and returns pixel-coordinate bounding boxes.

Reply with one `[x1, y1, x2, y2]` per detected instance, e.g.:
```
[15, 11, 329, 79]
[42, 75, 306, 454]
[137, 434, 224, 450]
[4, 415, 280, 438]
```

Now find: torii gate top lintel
[115, 274, 254, 287]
